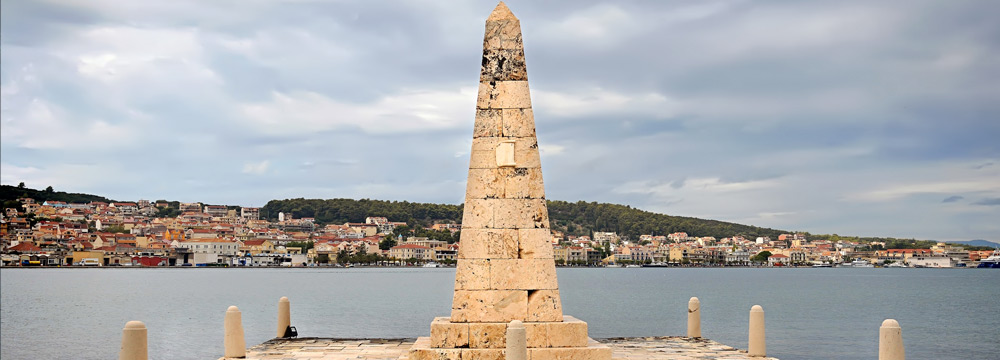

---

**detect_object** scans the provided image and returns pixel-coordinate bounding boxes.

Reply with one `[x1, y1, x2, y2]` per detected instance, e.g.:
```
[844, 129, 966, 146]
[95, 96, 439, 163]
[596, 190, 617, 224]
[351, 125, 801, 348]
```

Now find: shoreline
[0, 264, 979, 270]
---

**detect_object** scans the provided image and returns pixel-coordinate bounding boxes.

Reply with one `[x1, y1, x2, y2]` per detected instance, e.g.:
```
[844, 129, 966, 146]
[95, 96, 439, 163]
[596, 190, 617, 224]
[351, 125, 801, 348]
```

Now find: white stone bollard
[224, 306, 247, 358]
[505, 320, 527, 360]
[879, 319, 905, 360]
[748, 305, 766, 357]
[119, 321, 148, 360]
[687, 297, 701, 338]
[277, 296, 291, 338]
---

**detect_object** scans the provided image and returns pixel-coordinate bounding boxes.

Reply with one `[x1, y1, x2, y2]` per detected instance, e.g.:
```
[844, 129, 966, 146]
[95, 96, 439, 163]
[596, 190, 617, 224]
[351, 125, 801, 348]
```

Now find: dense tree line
[261, 198, 463, 227]
[1, 184, 114, 210]
[546, 200, 787, 239]
[261, 198, 789, 240]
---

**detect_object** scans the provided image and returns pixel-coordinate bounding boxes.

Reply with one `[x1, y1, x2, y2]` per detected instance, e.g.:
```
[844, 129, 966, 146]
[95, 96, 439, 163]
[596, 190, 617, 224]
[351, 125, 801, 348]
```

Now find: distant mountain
[951, 240, 1000, 248]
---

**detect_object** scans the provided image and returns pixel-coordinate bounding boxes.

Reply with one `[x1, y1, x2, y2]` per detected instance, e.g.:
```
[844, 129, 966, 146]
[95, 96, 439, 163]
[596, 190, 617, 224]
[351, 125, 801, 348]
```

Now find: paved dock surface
[233, 337, 778, 360]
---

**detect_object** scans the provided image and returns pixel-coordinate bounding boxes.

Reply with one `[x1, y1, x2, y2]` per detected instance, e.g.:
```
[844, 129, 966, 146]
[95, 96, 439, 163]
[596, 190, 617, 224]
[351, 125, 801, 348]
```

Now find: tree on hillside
[379, 235, 398, 250]
[18, 182, 25, 189]
[751, 251, 772, 263]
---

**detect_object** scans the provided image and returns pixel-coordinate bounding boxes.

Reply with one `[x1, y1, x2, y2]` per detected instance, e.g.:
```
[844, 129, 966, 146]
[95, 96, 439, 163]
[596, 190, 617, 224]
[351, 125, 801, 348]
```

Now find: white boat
[423, 262, 441, 268]
[851, 259, 875, 267]
[977, 249, 1000, 268]
[885, 262, 907, 268]
[625, 264, 642, 268]
[605, 264, 622, 268]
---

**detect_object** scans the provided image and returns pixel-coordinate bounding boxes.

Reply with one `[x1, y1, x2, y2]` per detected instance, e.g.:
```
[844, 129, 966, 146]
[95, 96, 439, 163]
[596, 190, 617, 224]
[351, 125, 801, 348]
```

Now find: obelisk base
[407, 316, 612, 360]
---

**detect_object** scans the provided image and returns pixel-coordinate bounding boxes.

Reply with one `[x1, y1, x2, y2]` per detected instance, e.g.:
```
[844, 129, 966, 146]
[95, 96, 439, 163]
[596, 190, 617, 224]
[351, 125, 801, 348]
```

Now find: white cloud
[539, 144, 565, 155]
[615, 177, 780, 197]
[537, 1, 739, 49]
[848, 179, 1000, 203]
[612, 157, 1000, 238]
[0, 162, 125, 190]
[69, 26, 216, 85]
[0, 98, 134, 150]
[242, 160, 270, 175]
[239, 87, 476, 135]
[534, 87, 678, 119]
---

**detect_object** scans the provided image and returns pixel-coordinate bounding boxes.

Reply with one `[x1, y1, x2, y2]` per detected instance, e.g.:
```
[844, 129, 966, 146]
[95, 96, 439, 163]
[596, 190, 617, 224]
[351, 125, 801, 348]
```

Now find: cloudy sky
[2, 0, 998, 241]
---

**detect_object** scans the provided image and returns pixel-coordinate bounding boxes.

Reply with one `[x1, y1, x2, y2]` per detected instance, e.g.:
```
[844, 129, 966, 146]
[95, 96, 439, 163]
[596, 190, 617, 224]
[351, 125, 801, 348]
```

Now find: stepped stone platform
[236, 337, 778, 360]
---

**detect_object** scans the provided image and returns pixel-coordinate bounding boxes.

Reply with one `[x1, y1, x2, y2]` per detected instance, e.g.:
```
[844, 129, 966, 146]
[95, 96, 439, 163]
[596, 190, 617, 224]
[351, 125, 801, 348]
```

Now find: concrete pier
[240, 337, 779, 360]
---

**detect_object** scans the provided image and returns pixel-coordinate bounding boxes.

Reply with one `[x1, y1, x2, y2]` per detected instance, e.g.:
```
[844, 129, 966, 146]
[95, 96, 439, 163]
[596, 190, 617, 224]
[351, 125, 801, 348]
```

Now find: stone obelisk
[409, 3, 611, 359]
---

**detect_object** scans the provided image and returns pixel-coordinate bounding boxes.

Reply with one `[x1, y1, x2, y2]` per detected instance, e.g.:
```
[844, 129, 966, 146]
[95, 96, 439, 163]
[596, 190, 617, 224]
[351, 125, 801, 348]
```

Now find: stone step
[431, 316, 589, 349]
[409, 336, 612, 360]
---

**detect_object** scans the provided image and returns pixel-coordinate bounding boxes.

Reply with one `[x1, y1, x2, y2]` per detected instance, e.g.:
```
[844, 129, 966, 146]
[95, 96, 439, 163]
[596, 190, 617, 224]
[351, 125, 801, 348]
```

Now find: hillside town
[1, 197, 994, 268]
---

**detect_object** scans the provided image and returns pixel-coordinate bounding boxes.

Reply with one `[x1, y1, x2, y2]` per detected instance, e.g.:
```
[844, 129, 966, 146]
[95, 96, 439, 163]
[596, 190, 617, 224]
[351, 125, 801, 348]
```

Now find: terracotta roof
[391, 244, 430, 250]
[181, 239, 235, 243]
[8, 242, 41, 252]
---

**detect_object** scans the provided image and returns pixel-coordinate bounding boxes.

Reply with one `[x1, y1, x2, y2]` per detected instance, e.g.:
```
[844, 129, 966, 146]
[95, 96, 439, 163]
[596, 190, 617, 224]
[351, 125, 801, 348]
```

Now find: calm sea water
[1, 268, 997, 360]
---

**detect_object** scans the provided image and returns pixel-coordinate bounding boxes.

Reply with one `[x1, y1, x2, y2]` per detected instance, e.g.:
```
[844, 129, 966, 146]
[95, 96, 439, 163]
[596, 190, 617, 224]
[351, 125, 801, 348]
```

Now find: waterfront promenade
[236, 337, 778, 360]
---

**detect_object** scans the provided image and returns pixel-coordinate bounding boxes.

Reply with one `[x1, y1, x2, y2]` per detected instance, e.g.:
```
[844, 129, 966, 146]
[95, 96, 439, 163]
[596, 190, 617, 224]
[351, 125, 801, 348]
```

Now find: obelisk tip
[488, 2, 518, 21]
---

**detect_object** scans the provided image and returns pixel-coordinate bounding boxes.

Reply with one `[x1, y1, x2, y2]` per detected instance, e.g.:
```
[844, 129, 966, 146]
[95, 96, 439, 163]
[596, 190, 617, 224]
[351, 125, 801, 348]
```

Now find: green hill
[1, 184, 115, 210]
[0, 183, 793, 240]
[261, 198, 788, 240]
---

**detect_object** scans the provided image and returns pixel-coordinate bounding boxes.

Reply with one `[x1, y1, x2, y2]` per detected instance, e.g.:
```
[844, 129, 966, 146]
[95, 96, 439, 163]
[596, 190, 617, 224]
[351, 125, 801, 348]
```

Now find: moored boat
[976, 250, 1000, 268]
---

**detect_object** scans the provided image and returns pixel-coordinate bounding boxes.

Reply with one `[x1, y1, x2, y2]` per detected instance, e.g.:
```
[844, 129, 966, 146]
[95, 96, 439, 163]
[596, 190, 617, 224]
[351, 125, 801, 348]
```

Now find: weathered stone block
[469, 323, 507, 349]
[461, 348, 505, 360]
[473, 109, 503, 138]
[483, 20, 502, 50]
[513, 137, 541, 168]
[458, 229, 518, 259]
[527, 290, 564, 322]
[491, 199, 522, 229]
[480, 48, 527, 82]
[497, 20, 523, 50]
[451, 290, 527, 323]
[466, 169, 503, 199]
[466, 168, 504, 199]
[461, 199, 492, 229]
[471, 137, 501, 152]
[469, 150, 498, 170]
[455, 259, 491, 290]
[490, 259, 558, 290]
[501, 109, 535, 138]
[524, 199, 550, 229]
[527, 344, 612, 360]
[487, 199, 547, 229]
[502, 167, 545, 199]
[477, 81, 531, 109]
[518, 228, 554, 259]
[523, 317, 586, 348]
[431, 317, 470, 348]
[410, 337, 463, 360]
